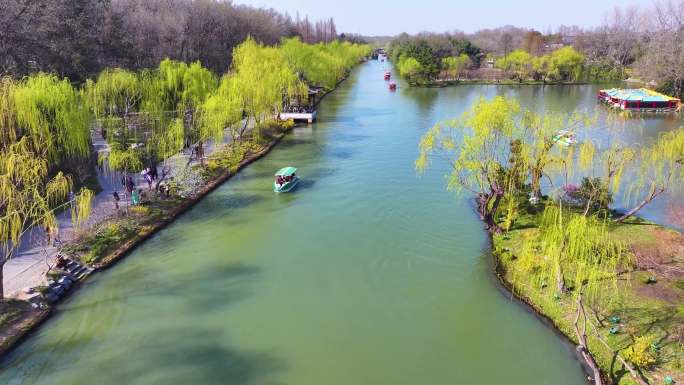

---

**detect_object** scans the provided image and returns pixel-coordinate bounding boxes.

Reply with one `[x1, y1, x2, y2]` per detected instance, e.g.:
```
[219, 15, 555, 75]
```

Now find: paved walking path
[4, 128, 232, 298]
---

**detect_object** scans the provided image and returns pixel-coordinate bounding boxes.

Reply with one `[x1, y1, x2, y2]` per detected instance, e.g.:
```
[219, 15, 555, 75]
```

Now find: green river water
[2, 61, 682, 385]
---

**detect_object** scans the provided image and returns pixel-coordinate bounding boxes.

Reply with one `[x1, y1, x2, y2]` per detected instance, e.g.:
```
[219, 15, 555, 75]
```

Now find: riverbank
[0, 57, 359, 357]
[491, 212, 684, 385]
[0, 127, 291, 357]
[406, 79, 591, 87]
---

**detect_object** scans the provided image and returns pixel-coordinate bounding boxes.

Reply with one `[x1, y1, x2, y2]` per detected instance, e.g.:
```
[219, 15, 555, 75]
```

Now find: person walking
[126, 175, 135, 193]
[142, 168, 152, 189]
[113, 191, 120, 209]
[131, 189, 140, 206]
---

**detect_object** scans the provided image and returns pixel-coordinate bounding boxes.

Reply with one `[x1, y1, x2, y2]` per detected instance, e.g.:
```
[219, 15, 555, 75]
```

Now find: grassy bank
[493, 211, 684, 385]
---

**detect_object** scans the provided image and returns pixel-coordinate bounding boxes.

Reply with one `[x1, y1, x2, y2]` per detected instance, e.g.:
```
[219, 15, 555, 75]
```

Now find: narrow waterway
[3, 61, 681, 385]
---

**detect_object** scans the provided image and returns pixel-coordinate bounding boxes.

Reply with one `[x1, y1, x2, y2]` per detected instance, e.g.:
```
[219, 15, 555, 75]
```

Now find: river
[2, 60, 682, 385]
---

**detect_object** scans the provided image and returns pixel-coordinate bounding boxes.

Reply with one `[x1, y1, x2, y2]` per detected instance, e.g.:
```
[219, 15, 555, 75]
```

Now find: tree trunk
[583, 197, 593, 216]
[556, 261, 566, 294]
[575, 291, 603, 385]
[480, 186, 505, 234]
[531, 168, 542, 199]
[0, 256, 5, 301]
[614, 186, 664, 223]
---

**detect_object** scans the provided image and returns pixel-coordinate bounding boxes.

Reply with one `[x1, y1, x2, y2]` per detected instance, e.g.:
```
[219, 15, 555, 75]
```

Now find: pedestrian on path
[142, 168, 152, 189]
[113, 191, 120, 209]
[150, 165, 158, 181]
[131, 189, 140, 205]
[126, 175, 135, 193]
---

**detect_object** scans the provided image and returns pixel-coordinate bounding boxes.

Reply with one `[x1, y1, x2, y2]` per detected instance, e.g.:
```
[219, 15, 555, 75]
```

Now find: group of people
[112, 164, 169, 210]
[276, 174, 294, 185]
[283, 105, 314, 113]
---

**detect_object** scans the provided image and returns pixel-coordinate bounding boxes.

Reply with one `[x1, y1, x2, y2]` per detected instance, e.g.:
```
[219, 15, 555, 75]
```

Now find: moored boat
[553, 130, 578, 147]
[389, 82, 397, 91]
[274, 167, 299, 193]
[384, 71, 391, 80]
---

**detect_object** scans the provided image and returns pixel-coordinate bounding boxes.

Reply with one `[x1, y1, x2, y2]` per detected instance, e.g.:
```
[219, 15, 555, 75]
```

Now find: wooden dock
[279, 111, 317, 123]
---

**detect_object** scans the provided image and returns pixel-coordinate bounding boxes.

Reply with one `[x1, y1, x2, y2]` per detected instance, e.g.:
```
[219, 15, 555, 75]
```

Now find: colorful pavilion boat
[598, 88, 680, 112]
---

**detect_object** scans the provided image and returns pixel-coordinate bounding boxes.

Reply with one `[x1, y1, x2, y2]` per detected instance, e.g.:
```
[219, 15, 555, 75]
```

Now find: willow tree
[417, 96, 525, 233]
[442, 54, 470, 80]
[202, 74, 245, 148]
[0, 138, 92, 300]
[84, 68, 141, 124]
[518, 206, 627, 385]
[397, 57, 423, 84]
[140, 59, 217, 125]
[87, 60, 217, 180]
[139, 60, 217, 169]
[617, 128, 684, 222]
[417, 96, 591, 232]
[496, 50, 532, 81]
[280, 38, 340, 89]
[1, 74, 90, 166]
[226, 37, 306, 138]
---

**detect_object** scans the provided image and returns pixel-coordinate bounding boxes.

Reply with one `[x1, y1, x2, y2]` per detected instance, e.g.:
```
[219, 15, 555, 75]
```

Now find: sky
[235, 0, 641, 36]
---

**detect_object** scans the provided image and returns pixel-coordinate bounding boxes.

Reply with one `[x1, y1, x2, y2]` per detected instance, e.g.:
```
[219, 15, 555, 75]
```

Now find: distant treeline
[389, 34, 481, 84]
[387, 0, 684, 96]
[0, 0, 355, 82]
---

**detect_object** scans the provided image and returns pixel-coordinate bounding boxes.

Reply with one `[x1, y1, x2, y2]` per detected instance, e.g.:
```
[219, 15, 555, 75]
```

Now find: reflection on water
[1, 61, 681, 385]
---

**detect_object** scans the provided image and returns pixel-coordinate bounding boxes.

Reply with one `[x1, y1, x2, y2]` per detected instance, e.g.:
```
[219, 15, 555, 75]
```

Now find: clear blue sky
[236, 0, 641, 35]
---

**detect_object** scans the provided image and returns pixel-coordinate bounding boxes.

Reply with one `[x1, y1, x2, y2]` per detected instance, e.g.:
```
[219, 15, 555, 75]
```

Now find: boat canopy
[599, 88, 680, 103]
[275, 167, 297, 176]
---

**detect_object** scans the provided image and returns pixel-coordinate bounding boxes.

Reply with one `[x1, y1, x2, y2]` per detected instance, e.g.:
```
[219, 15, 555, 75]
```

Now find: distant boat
[384, 71, 391, 80]
[553, 130, 578, 147]
[274, 166, 299, 193]
[389, 82, 397, 91]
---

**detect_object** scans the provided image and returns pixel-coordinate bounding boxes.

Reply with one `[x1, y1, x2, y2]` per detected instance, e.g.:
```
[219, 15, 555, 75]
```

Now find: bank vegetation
[417, 96, 684, 384]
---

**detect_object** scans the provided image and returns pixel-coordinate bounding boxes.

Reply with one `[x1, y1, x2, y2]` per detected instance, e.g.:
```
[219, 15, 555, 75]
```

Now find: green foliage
[85, 60, 219, 171]
[622, 335, 658, 368]
[281, 38, 370, 89]
[1, 74, 90, 165]
[389, 33, 481, 84]
[548, 47, 584, 82]
[84, 68, 141, 119]
[497, 50, 532, 81]
[417, 96, 597, 232]
[397, 57, 423, 83]
[82, 221, 139, 264]
[100, 148, 143, 174]
[140, 59, 217, 118]
[442, 54, 471, 79]
[497, 46, 585, 82]
[0, 137, 93, 298]
[573, 177, 612, 214]
[518, 205, 627, 303]
[202, 37, 368, 143]
[627, 129, 684, 202]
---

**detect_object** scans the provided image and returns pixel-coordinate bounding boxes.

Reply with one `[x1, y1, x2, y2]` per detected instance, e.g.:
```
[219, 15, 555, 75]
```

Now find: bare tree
[636, 0, 684, 96]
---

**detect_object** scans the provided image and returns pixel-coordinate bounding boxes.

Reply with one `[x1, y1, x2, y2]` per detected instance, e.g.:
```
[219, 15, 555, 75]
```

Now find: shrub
[623, 335, 658, 368]
[130, 205, 150, 215]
